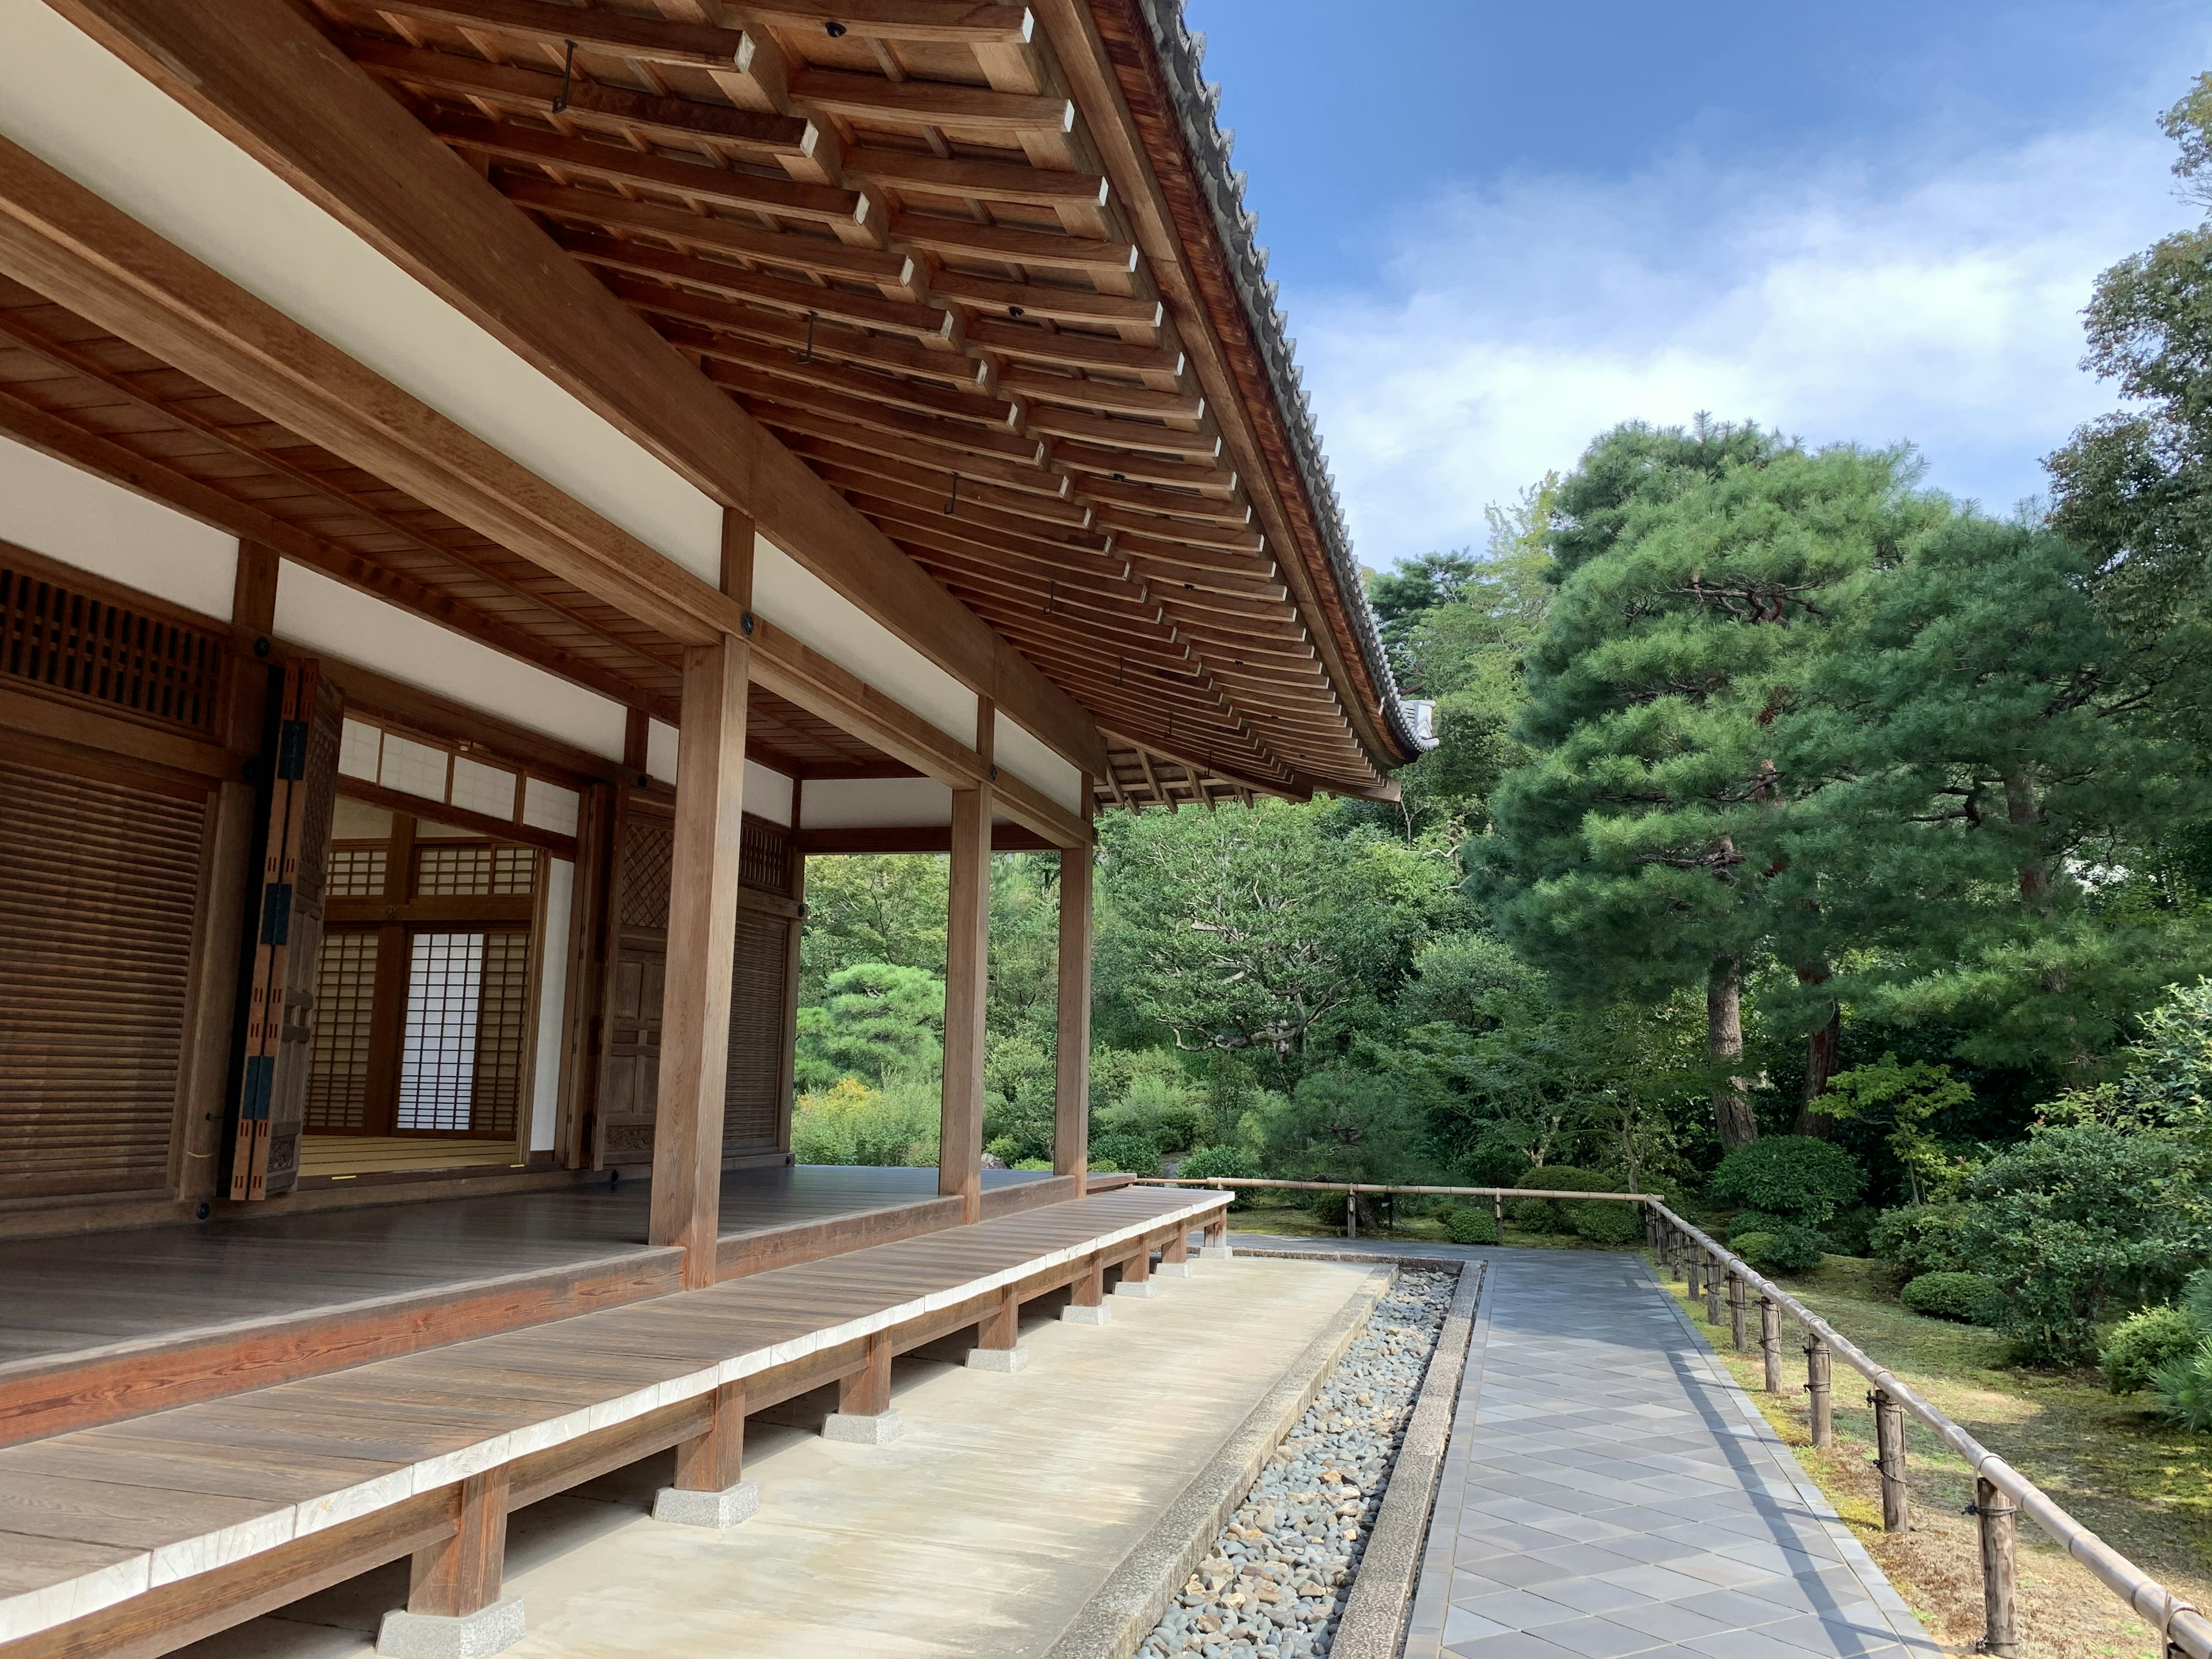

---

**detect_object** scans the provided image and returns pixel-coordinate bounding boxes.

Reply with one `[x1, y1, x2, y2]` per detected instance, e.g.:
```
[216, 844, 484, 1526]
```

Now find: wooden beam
[967, 316, 1181, 376]
[625, 296, 980, 390]
[0, 132, 730, 647]
[841, 145, 1104, 207]
[930, 269, 1163, 329]
[348, 39, 810, 154]
[558, 232, 956, 342]
[647, 634, 749, 1286]
[1055, 809, 1093, 1191]
[737, 0, 1036, 46]
[891, 214, 1136, 276]
[499, 177, 910, 285]
[55, 0, 1107, 777]
[367, 0, 753, 71]
[669, 1380, 745, 1495]
[430, 114, 867, 230]
[941, 711, 992, 1224]
[789, 69, 1072, 134]
[793, 823, 1055, 853]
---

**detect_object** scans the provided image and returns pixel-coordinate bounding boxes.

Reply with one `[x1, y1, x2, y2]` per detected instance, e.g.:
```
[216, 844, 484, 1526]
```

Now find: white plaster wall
[0, 434, 237, 618]
[642, 716, 796, 827]
[753, 536, 976, 751]
[0, 0, 722, 583]
[530, 857, 573, 1154]
[646, 718, 680, 786]
[994, 710, 1085, 814]
[802, 777, 955, 829]
[275, 563, 629, 760]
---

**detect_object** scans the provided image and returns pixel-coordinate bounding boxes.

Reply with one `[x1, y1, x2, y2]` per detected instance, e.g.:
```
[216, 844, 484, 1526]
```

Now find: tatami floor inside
[0, 1166, 1050, 1369]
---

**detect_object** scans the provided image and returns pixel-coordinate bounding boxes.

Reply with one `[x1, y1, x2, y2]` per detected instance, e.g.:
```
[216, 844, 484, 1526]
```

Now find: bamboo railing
[1139, 1176, 2211, 1659]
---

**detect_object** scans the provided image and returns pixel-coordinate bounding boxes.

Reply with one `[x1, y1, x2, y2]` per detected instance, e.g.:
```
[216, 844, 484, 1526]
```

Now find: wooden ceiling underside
[0, 276, 902, 781]
[308, 0, 1378, 800]
[1096, 732, 1248, 812]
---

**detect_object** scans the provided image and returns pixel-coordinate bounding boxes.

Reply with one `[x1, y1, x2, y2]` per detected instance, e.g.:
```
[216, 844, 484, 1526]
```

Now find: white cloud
[1293, 118, 2189, 565]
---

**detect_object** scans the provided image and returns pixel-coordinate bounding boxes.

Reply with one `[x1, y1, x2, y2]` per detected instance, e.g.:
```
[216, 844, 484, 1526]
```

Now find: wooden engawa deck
[0, 1177, 1231, 1658]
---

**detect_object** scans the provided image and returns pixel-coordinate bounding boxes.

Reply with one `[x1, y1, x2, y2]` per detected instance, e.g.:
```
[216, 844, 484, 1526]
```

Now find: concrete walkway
[1387, 1245, 1939, 1659]
[176, 1254, 1378, 1659]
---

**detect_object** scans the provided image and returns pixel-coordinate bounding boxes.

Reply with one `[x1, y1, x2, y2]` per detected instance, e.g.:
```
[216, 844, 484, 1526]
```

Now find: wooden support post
[1054, 814, 1093, 1194]
[1345, 1185, 1358, 1241]
[408, 1467, 509, 1619]
[1671, 1229, 1686, 1284]
[647, 623, 749, 1288]
[940, 704, 993, 1224]
[1201, 1210, 1230, 1259]
[1806, 1335, 1833, 1447]
[1493, 1191, 1505, 1238]
[1729, 1272, 1748, 1351]
[1063, 1255, 1111, 1323]
[1704, 1253, 1724, 1325]
[1873, 1388, 1909, 1533]
[1976, 1476, 2020, 1658]
[1116, 1238, 1158, 1298]
[976, 1285, 1018, 1350]
[1685, 1252, 1703, 1300]
[825, 1331, 901, 1440]
[1760, 1297, 1783, 1393]
[1160, 1227, 1191, 1277]
[654, 1378, 758, 1525]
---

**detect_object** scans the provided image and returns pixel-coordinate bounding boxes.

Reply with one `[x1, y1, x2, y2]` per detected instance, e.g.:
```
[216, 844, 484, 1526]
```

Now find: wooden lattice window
[304, 930, 379, 1132]
[413, 843, 536, 897]
[327, 844, 389, 898]
[395, 929, 529, 1136]
[0, 561, 222, 735]
[740, 816, 789, 895]
[618, 817, 674, 930]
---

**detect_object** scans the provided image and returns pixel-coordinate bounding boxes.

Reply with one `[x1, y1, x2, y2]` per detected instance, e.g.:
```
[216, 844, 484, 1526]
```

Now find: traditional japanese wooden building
[0, 1, 1425, 1653]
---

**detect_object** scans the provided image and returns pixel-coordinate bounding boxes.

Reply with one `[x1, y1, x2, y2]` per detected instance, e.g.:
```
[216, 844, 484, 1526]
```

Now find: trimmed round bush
[1176, 1144, 1260, 1209]
[1901, 1271, 1997, 1324]
[2102, 1305, 2204, 1395]
[1710, 1136, 1866, 1223]
[1510, 1165, 1611, 1233]
[1571, 1200, 1644, 1247]
[1867, 1202, 1975, 1277]
[1743, 1223, 1827, 1276]
[1444, 1206, 1498, 1246]
[1728, 1209, 1796, 1244]
[1087, 1131, 1160, 1175]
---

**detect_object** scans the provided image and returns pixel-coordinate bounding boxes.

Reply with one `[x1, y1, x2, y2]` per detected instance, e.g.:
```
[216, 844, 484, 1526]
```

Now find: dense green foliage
[779, 79, 2212, 1409]
[2103, 1305, 2204, 1393]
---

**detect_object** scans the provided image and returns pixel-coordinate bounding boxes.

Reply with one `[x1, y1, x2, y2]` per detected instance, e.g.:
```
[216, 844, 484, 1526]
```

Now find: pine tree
[1485, 421, 1940, 1146]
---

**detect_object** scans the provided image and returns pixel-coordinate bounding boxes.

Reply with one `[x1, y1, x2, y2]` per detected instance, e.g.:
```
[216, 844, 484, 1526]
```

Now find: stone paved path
[1391, 1245, 1940, 1659]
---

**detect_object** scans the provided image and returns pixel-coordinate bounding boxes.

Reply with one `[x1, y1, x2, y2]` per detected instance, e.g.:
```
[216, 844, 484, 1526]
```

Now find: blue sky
[1183, 0, 2212, 567]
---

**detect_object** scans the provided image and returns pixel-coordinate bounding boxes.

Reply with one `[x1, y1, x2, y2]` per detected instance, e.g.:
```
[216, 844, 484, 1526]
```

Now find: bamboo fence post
[1493, 1191, 1505, 1238]
[1872, 1388, 1909, 1533]
[1671, 1228, 1686, 1284]
[1976, 1476, 2020, 1657]
[1760, 1297, 1782, 1392]
[1728, 1272, 1747, 1351]
[1805, 1334, 1833, 1448]
[1686, 1251, 1703, 1301]
[1345, 1185, 1357, 1241]
[1704, 1252, 1724, 1325]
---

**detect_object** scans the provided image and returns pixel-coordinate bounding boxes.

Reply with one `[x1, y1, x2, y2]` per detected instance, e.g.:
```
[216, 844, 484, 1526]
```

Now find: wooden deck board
[0, 1186, 1225, 1649]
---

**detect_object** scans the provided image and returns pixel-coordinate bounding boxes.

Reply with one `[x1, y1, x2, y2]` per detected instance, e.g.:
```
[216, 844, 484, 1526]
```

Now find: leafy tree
[1821, 1056, 1974, 1203]
[1487, 422, 1941, 1144]
[1258, 1069, 1430, 1189]
[1709, 1135, 1866, 1223]
[801, 855, 948, 998]
[794, 962, 942, 1091]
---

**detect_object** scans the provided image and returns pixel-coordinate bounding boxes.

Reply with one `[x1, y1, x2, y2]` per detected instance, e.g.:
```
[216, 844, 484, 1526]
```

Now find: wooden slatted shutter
[724, 907, 787, 1156]
[593, 790, 671, 1166]
[0, 755, 207, 1199]
[230, 660, 342, 1199]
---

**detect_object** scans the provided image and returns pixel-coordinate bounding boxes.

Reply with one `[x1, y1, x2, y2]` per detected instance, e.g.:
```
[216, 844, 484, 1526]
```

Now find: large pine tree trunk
[1795, 965, 1840, 1137]
[2004, 766, 2051, 907]
[1707, 955, 1758, 1148]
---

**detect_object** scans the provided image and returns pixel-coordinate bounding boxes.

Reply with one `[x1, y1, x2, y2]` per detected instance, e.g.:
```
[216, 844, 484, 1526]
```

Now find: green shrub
[1710, 1136, 1866, 1223]
[1510, 1165, 1611, 1233]
[2102, 1306, 2204, 1395]
[1868, 1202, 1976, 1277]
[2152, 1338, 2212, 1431]
[1728, 1209, 1796, 1244]
[1960, 1124, 2212, 1365]
[1824, 1205, 1878, 1257]
[1900, 1272, 1997, 1323]
[1571, 1200, 1644, 1247]
[2185, 1268, 2212, 1331]
[1011, 1158, 1054, 1172]
[790, 1074, 941, 1166]
[1176, 1145, 1260, 1209]
[1444, 1206, 1498, 1246]
[1742, 1223, 1827, 1275]
[1087, 1131, 1161, 1175]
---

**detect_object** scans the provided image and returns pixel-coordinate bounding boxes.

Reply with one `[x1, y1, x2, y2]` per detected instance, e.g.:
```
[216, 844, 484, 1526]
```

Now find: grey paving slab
[1395, 1245, 1940, 1659]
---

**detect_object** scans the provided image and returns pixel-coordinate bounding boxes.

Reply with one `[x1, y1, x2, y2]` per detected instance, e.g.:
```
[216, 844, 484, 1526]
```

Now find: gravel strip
[1136, 1268, 1455, 1659]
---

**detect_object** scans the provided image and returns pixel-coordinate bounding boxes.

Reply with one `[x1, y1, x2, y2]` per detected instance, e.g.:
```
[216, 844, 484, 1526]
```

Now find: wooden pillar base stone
[1200, 1214, 1233, 1260]
[967, 1287, 1029, 1372]
[825, 1333, 902, 1442]
[376, 1600, 525, 1659]
[379, 1469, 518, 1658]
[1063, 1259, 1111, 1324]
[656, 1382, 756, 1528]
[1157, 1230, 1194, 1278]
[1114, 1246, 1158, 1298]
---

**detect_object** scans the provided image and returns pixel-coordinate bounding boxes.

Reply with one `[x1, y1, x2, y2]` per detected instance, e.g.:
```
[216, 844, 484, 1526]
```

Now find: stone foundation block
[965, 1345, 1029, 1372]
[822, 1410, 903, 1444]
[1113, 1279, 1160, 1298]
[1060, 1302, 1112, 1325]
[1155, 1261, 1195, 1278]
[652, 1479, 758, 1528]
[1199, 1245, 1234, 1260]
[376, 1600, 524, 1659]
